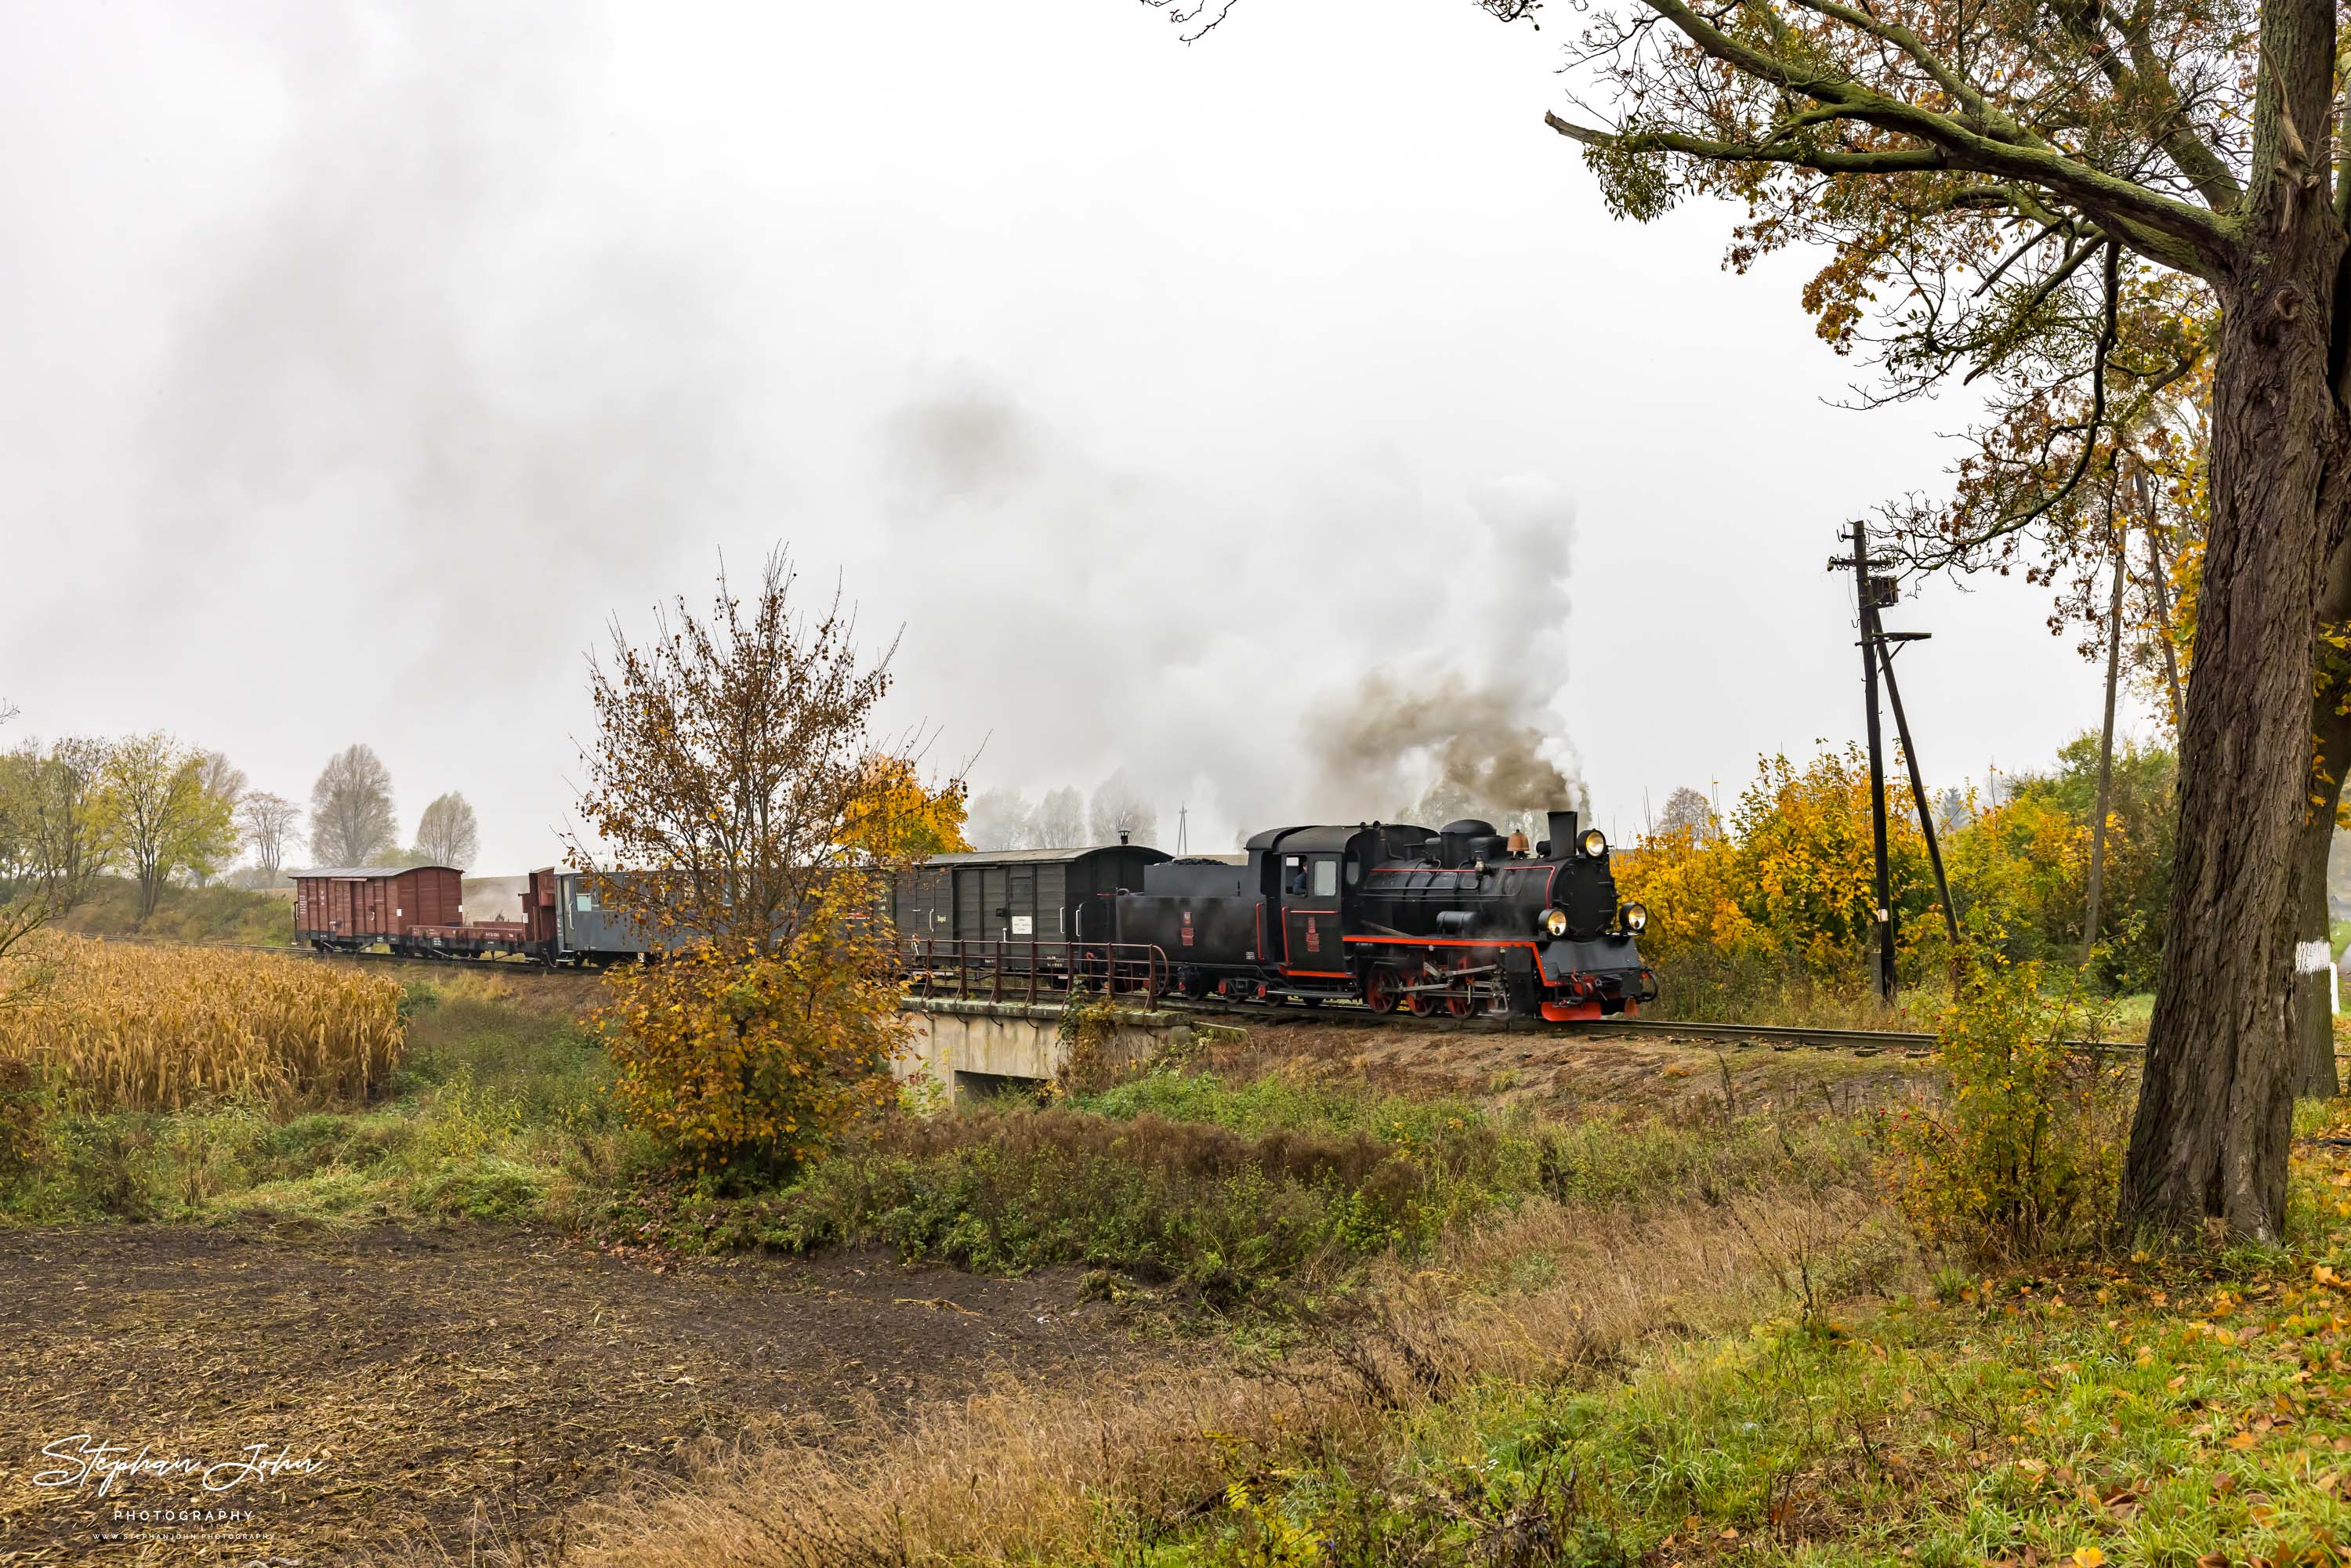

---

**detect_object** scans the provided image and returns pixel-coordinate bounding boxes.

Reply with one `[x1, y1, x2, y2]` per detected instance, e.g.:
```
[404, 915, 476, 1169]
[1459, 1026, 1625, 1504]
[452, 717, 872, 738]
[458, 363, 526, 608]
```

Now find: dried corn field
[0, 935, 404, 1110]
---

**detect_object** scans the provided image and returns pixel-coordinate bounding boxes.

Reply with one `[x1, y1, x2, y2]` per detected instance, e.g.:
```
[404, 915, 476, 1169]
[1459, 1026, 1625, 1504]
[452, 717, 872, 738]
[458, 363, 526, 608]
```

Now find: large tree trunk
[2289, 796, 2340, 1098]
[2291, 546, 2351, 1097]
[2121, 128, 2349, 1237]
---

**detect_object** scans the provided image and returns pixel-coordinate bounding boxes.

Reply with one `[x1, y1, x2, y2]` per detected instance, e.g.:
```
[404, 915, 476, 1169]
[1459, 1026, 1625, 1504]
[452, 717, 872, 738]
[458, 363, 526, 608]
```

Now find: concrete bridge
[893, 995, 1233, 1103]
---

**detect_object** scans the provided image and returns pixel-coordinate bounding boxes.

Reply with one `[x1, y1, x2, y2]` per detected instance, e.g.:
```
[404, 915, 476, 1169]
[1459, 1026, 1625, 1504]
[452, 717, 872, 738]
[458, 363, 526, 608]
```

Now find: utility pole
[1829, 521, 1960, 1001]
[1833, 520, 1900, 1006]
[1176, 803, 1189, 856]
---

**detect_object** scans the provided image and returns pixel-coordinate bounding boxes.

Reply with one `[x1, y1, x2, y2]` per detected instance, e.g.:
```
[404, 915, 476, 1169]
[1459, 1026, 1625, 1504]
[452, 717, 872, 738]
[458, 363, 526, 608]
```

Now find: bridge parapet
[893, 995, 1235, 1105]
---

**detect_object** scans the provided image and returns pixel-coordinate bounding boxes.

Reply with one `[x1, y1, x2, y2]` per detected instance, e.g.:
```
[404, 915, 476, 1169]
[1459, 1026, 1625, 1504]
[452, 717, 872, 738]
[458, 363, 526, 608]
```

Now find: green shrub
[1878, 938, 2127, 1263]
[703, 1100, 1508, 1302]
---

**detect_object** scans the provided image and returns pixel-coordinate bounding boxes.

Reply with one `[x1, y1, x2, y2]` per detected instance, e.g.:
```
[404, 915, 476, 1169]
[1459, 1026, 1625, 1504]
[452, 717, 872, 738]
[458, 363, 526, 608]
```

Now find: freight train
[292, 866, 652, 966]
[293, 808, 1654, 1020]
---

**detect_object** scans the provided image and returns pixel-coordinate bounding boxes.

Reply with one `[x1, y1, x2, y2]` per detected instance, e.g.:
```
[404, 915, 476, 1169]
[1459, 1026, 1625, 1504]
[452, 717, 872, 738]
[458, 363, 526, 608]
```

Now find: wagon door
[1006, 869, 1036, 941]
[1281, 853, 1345, 977]
[953, 868, 984, 944]
[973, 865, 1002, 946]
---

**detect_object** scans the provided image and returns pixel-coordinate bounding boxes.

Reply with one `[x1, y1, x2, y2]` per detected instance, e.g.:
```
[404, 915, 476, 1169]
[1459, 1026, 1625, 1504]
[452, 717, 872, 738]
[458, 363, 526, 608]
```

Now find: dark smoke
[1309, 669, 1585, 834]
[1305, 475, 1584, 831]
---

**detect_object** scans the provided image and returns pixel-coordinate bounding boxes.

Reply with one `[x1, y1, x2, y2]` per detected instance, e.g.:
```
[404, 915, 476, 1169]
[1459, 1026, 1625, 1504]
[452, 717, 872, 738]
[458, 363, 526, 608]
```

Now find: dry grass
[536, 1184, 1896, 1568]
[0, 932, 405, 1110]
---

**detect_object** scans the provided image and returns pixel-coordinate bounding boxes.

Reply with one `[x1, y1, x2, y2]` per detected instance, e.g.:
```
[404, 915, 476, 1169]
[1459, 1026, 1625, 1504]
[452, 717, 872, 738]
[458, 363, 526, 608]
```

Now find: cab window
[1312, 857, 1339, 899]
[1284, 856, 1308, 896]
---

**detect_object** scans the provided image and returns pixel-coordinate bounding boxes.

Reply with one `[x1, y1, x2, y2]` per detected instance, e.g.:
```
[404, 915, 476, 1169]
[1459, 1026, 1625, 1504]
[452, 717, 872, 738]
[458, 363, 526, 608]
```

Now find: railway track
[1150, 995, 2144, 1056]
[1565, 1016, 2143, 1056]
[129, 940, 2150, 1056]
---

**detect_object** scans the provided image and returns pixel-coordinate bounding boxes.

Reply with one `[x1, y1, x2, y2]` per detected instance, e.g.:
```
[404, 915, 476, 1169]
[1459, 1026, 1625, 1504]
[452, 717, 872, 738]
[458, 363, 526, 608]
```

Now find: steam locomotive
[1117, 809, 1653, 1019]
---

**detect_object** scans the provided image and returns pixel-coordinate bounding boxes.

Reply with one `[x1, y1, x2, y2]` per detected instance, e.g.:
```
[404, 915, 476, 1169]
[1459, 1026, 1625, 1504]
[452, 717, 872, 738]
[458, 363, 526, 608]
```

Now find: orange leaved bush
[595, 882, 903, 1176]
[572, 551, 958, 1175]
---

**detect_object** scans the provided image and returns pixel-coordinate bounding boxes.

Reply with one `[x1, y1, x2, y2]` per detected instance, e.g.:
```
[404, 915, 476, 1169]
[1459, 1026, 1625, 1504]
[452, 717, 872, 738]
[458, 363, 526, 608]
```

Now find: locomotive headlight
[1579, 827, 1607, 858]
[1621, 901, 1650, 934]
[1538, 907, 1570, 940]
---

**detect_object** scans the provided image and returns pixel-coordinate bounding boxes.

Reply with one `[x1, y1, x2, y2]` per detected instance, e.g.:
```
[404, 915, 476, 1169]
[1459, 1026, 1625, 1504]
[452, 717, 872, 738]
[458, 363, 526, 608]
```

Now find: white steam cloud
[882, 382, 1584, 844]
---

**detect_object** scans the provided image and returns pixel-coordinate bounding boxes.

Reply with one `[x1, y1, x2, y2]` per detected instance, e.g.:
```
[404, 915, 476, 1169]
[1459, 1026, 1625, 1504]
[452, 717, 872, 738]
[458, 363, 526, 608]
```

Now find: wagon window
[576, 891, 596, 912]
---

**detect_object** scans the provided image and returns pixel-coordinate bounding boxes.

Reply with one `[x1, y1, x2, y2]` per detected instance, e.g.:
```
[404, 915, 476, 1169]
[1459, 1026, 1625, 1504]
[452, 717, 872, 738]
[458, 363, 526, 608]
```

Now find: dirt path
[0, 1224, 1138, 1563]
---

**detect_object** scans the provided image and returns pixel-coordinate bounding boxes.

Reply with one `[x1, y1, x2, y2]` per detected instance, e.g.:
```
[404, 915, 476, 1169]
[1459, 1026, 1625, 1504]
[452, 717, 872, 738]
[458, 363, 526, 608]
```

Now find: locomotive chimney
[1546, 810, 1578, 854]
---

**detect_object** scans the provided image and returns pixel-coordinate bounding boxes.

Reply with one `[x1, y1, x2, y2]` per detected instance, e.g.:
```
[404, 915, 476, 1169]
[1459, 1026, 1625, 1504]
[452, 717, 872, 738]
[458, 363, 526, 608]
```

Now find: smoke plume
[876, 378, 1587, 846]
[1305, 476, 1585, 832]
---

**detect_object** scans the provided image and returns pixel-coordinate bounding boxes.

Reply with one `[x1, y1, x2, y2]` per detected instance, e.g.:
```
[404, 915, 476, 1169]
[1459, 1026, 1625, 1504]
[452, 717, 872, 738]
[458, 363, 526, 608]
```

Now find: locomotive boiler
[1114, 809, 1654, 1020]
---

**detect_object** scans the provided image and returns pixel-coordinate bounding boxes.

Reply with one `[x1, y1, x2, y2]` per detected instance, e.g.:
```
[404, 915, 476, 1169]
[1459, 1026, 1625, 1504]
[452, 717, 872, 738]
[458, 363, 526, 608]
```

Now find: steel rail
[1559, 1016, 2144, 1056]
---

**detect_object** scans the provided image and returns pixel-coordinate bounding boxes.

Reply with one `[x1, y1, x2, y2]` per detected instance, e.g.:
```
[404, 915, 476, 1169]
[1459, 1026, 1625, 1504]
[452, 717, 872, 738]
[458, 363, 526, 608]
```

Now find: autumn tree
[307, 744, 398, 867]
[843, 757, 972, 861]
[1034, 785, 1088, 849]
[1656, 784, 1721, 842]
[573, 551, 952, 1174]
[965, 786, 1038, 851]
[237, 791, 302, 883]
[1403, 0, 2339, 1241]
[187, 751, 247, 886]
[0, 735, 111, 973]
[1087, 770, 1160, 846]
[99, 733, 237, 922]
[196, 751, 246, 810]
[412, 791, 480, 869]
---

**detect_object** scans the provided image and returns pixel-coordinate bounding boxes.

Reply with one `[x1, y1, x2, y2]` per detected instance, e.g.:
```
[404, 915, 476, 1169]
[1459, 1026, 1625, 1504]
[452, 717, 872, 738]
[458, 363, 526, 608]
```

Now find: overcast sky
[0, 0, 2143, 872]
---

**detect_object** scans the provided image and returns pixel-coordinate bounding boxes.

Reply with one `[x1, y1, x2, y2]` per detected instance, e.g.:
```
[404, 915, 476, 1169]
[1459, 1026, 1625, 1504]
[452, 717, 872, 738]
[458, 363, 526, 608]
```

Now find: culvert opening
[952, 1069, 1050, 1106]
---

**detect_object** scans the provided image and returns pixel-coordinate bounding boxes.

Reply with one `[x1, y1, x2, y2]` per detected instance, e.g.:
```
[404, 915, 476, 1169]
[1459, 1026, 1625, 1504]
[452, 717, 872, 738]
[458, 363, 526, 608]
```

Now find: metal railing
[897, 938, 1171, 1006]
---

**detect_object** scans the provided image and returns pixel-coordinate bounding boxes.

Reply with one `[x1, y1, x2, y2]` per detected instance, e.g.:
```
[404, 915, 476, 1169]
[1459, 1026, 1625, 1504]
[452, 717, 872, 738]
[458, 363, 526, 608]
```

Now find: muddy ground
[0, 1225, 1136, 1564]
[0, 1015, 1925, 1566]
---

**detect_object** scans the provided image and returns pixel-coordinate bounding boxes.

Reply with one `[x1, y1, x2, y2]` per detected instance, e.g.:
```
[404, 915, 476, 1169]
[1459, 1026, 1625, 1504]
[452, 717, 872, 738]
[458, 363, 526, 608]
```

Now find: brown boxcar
[292, 866, 464, 951]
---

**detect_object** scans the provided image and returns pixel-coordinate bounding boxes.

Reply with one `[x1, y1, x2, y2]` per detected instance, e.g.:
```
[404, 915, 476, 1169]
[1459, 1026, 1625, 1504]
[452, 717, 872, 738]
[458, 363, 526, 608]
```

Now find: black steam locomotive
[1114, 809, 1653, 1019]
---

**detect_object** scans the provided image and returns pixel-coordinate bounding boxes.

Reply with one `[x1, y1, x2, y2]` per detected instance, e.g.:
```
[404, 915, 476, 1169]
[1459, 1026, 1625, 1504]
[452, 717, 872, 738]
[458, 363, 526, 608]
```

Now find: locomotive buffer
[1829, 520, 1959, 1005]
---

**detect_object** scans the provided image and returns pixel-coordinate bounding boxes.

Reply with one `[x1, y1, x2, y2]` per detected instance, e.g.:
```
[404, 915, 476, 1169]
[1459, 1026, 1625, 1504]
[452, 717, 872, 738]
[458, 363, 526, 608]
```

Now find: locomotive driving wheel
[1445, 955, 1477, 1019]
[1407, 960, 1441, 1017]
[1364, 965, 1402, 1015]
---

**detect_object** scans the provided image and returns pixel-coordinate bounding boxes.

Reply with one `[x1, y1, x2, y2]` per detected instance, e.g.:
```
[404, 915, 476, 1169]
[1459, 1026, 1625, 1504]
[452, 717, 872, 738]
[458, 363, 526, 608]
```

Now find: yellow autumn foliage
[592, 876, 904, 1175]
[842, 756, 971, 861]
[1615, 745, 1940, 985]
[0, 933, 404, 1111]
